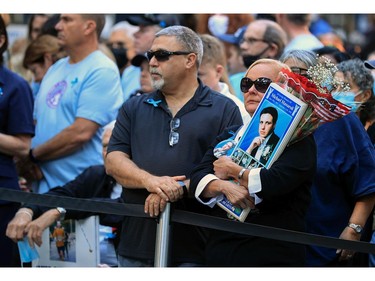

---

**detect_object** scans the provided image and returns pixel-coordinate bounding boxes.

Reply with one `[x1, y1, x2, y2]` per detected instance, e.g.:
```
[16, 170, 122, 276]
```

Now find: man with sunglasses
[106, 25, 243, 267]
[120, 14, 181, 101]
[240, 19, 287, 69]
[190, 59, 317, 266]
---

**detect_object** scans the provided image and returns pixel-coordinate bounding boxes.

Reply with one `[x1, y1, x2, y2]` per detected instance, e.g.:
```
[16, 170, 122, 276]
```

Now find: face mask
[110, 47, 128, 70]
[242, 45, 270, 68]
[208, 14, 229, 36]
[332, 91, 363, 112]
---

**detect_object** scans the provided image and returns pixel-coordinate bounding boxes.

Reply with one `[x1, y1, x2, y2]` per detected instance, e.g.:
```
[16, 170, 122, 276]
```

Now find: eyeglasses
[240, 37, 267, 45]
[290, 67, 309, 78]
[146, 50, 192, 62]
[240, 77, 272, 93]
[169, 118, 180, 147]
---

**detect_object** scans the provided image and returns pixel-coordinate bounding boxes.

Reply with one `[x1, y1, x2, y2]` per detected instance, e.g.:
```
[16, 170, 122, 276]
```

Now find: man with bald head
[240, 19, 287, 68]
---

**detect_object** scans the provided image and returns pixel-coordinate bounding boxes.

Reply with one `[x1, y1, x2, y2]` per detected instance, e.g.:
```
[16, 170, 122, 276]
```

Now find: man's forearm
[105, 151, 153, 189]
[33, 118, 99, 161]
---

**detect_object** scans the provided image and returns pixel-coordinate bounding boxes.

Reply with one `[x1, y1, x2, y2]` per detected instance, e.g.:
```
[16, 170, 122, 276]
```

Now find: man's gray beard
[152, 79, 164, 91]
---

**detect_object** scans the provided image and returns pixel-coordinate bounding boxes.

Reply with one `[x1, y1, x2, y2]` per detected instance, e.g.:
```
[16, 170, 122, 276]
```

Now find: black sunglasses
[240, 77, 272, 93]
[146, 50, 192, 62]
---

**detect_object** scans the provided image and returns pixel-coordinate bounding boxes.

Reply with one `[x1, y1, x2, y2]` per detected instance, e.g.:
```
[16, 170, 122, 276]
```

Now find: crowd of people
[1, 13, 375, 268]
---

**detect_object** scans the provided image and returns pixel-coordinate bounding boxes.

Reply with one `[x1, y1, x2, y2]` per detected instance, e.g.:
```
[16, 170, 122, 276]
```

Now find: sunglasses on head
[146, 50, 192, 62]
[240, 77, 272, 93]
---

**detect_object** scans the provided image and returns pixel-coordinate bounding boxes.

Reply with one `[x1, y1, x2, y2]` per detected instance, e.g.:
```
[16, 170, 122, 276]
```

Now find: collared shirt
[0, 65, 34, 196]
[107, 79, 243, 263]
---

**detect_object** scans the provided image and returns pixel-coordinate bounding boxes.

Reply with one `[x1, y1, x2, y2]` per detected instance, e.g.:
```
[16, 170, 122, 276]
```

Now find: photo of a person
[246, 106, 280, 165]
[213, 139, 236, 158]
[52, 221, 66, 261]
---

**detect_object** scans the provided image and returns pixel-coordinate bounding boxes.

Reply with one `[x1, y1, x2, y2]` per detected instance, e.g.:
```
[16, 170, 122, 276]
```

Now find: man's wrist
[177, 181, 188, 197]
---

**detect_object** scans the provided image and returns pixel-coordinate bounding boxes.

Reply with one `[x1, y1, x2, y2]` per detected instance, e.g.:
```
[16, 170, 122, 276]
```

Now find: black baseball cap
[124, 14, 180, 28]
[131, 54, 148, 67]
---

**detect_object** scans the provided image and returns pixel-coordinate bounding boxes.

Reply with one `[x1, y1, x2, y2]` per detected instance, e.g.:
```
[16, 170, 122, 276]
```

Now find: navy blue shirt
[108, 79, 243, 264]
[306, 113, 375, 266]
[0, 65, 34, 202]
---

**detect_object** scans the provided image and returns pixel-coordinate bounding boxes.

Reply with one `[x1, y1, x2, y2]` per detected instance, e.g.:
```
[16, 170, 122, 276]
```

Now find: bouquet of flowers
[276, 57, 352, 145]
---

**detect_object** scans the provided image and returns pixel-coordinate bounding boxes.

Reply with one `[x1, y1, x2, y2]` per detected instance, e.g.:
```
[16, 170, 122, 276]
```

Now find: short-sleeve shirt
[306, 113, 375, 266]
[32, 50, 124, 194]
[0, 65, 34, 197]
[107, 79, 243, 264]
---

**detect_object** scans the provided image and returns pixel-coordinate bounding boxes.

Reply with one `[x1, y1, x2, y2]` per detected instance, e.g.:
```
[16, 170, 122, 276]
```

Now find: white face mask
[208, 14, 229, 37]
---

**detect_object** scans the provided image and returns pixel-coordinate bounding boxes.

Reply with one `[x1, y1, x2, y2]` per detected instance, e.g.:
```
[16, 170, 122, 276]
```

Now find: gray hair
[155, 25, 203, 67]
[261, 20, 288, 59]
[337, 58, 374, 91]
[279, 49, 318, 68]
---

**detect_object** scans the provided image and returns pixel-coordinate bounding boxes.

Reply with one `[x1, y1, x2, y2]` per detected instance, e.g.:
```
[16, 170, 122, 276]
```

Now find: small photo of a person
[213, 139, 236, 158]
[246, 106, 280, 165]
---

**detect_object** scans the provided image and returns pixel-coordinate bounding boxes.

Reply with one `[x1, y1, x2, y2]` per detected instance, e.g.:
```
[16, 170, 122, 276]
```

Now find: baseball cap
[216, 25, 247, 45]
[364, 60, 375, 70]
[131, 54, 148, 67]
[123, 14, 180, 28]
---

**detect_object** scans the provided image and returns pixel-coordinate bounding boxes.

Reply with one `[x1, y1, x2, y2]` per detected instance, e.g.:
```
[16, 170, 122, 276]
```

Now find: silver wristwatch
[56, 207, 66, 221]
[348, 223, 363, 234]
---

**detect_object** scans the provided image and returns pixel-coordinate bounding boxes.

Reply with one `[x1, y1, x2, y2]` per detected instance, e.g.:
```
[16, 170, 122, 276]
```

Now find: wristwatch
[56, 207, 66, 221]
[348, 223, 363, 234]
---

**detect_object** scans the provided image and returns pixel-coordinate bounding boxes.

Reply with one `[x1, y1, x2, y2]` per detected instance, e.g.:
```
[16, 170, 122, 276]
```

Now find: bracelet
[28, 149, 39, 163]
[16, 210, 33, 220]
[178, 181, 188, 198]
[238, 168, 247, 180]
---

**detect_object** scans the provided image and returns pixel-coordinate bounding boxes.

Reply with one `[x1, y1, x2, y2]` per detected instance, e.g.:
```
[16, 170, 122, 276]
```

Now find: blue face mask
[332, 91, 363, 112]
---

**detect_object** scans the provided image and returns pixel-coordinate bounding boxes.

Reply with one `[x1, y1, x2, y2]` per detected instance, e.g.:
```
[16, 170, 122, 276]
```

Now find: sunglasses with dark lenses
[169, 118, 180, 147]
[146, 50, 192, 62]
[240, 77, 272, 93]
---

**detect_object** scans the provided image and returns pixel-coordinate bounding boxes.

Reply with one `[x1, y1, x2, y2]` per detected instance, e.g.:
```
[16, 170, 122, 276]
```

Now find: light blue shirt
[32, 50, 124, 194]
[229, 71, 246, 102]
[284, 34, 324, 53]
[121, 65, 141, 101]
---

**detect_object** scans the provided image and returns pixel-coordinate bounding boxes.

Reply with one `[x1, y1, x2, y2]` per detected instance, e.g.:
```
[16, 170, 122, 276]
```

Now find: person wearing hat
[120, 14, 181, 101]
[127, 53, 153, 98]
[107, 21, 139, 101]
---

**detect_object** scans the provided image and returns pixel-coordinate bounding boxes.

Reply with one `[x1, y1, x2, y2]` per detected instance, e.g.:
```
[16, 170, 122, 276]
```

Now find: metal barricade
[154, 202, 171, 267]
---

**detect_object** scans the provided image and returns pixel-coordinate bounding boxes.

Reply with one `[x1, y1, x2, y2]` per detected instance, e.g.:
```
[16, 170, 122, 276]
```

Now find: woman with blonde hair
[190, 58, 316, 266]
[23, 34, 66, 98]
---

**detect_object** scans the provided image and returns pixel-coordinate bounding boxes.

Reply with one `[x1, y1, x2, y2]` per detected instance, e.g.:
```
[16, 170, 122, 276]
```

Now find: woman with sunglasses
[189, 58, 317, 266]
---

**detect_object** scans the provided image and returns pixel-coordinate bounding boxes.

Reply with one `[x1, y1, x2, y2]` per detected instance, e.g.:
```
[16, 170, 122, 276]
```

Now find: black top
[24, 165, 122, 227]
[189, 125, 317, 266]
[108, 80, 243, 265]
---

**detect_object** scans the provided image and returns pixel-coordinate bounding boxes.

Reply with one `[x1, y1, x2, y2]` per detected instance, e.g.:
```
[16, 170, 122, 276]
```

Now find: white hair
[110, 21, 139, 37]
